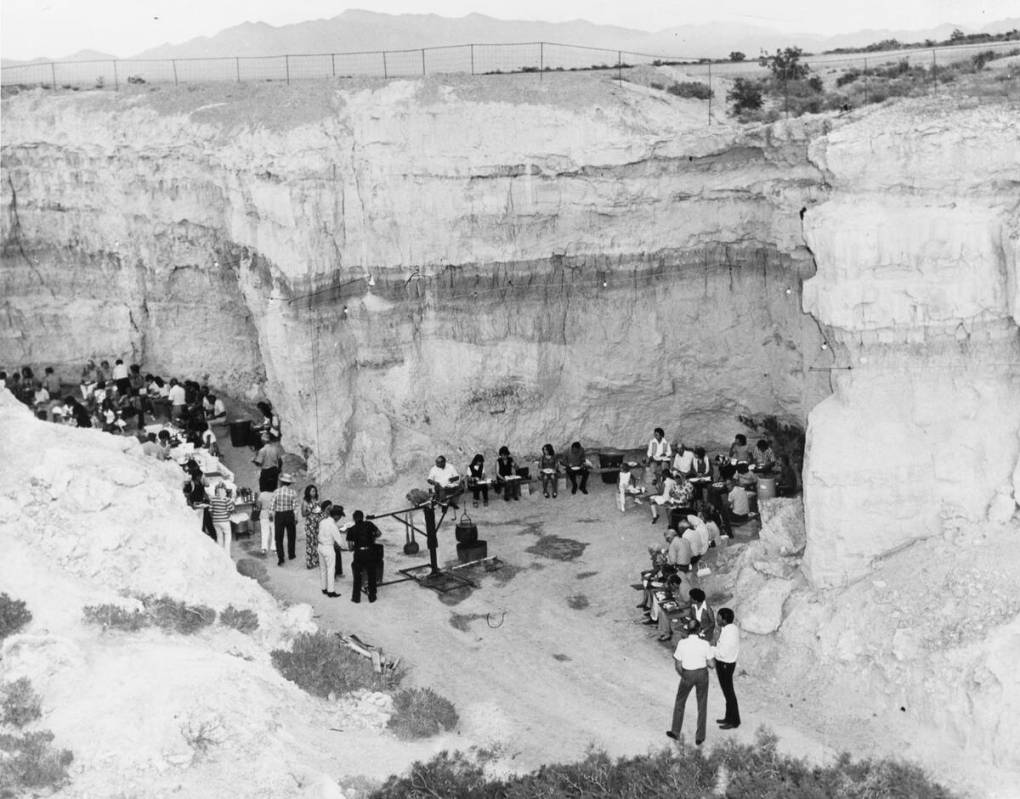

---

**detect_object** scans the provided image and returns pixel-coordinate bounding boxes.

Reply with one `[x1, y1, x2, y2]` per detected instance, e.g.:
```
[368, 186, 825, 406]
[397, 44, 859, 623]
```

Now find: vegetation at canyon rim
[0, 592, 32, 642]
[370, 728, 957, 798]
[726, 44, 1019, 119]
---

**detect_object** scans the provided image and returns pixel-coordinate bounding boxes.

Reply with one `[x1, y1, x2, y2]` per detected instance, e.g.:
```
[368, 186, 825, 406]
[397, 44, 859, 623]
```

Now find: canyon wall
[801, 100, 1020, 587]
[1, 75, 830, 483]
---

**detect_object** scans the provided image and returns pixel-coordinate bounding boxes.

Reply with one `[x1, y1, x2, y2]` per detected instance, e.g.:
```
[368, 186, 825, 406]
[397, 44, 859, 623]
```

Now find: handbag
[697, 562, 712, 577]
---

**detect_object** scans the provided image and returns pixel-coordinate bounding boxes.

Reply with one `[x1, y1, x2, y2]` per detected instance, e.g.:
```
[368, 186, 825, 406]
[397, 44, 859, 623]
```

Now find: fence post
[285, 54, 290, 85]
[707, 61, 712, 125]
[931, 48, 936, 94]
[539, 42, 544, 82]
[112, 60, 119, 91]
[863, 57, 868, 105]
[235, 57, 240, 82]
[470, 44, 475, 75]
[617, 51, 622, 82]
[50, 62, 57, 88]
[383, 51, 388, 79]
[331, 53, 336, 78]
[421, 48, 426, 76]
[172, 59, 178, 86]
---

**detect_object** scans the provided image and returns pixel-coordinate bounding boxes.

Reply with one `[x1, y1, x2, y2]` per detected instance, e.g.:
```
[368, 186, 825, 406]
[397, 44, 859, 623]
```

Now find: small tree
[727, 78, 764, 113]
[950, 28, 965, 42]
[759, 47, 810, 81]
[729, 51, 746, 62]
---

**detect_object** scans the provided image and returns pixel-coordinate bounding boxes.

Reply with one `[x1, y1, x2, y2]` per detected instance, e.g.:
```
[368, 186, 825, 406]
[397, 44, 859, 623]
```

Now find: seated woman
[495, 446, 520, 501]
[539, 443, 559, 499]
[564, 441, 590, 495]
[729, 433, 752, 463]
[467, 453, 489, 508]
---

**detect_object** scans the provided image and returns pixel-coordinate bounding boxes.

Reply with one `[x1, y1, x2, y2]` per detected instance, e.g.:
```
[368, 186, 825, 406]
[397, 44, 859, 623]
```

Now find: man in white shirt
[667, 618, 715, 746]
[646, 427, 672, 486]
[727, 479, 751, 525]
[427, 455, 463, 509]
[714, 607, 741, 730]
[168, 378, 187, 420]
[672, 443, 695, 476]
[649, 472, 679, 524]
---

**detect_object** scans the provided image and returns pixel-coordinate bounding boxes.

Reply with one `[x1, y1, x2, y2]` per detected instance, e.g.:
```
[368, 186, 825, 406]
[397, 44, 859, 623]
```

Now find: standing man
[646, 428, 673, 487]
[208, 483, 235, 553]
[346, 510, 382, 603]
[253, 433, 284, 492]
[168, 378, 187, 421]
[667, 618, 715, 746]
[271, 473, 298, 565]
[714, 607, 741, 730]
[688, 588, 716, 643]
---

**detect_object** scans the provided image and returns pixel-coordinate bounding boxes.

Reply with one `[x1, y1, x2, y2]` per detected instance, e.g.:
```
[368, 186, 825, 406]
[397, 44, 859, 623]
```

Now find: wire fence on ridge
[2, 38, 1017, 115]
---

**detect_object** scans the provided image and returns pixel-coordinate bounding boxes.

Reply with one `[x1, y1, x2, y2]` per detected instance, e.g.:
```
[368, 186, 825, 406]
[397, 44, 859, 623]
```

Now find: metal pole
[382, 51, 388, 79]
[864, 57, 868, 105]
[285, 54, 290, 85]
[50, 62, 56, 88]
[112, 60, 118, 91]
[707, 61, 712, 124]
[331, 53, 336, 77]
[539, 42, 544, 82]
[235, 57, 240, 82]
[617, 50, 622, 82]
[421, 48, 426, 76]
[423, 505, 440, 575]
[931, 48, 936, 94]
[470, 44, 475, 75]
[172, 59, 178, 86]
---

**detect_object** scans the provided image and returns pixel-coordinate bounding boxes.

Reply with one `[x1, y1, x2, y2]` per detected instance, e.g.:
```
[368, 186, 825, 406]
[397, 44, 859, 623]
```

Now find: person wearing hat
[271, 473, 298, 565]
[666, 617, 715, 746]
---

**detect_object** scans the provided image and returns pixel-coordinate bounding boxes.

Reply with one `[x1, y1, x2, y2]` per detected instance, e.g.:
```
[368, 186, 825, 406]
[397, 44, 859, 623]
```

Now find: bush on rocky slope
[370, 728, 957, 799]
[271, 631, 401, 698]
[387, 688, 459, 739]
[0, 678, 43, 728]
[0, 592, 32, 641]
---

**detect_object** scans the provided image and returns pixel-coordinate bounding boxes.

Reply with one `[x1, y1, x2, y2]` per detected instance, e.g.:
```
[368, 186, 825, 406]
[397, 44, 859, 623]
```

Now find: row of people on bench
[427, 442, 594, 507]
[647, 428, 777, 479]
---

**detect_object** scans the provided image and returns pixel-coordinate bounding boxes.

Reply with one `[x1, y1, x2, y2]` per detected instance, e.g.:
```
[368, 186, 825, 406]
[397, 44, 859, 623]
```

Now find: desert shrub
[387, 688, 459, 739]
[836, 68, 861, 86]
[0, 730, 74, 795]
[127, 74, 146, 84]
[82, 603, 150, 632]
[0, 593, 32, 642]
[666, 81, 713, 100]
[140, 595, 216, 635]
[219, 605, 259, 634]
[0, 678, 42, 727]
[370, 728, 957, 799]
[971, 49, 998, 70]
[271, 632, 399, 698]
[236, 557, 269, 583]
[727, 77, 765, 113]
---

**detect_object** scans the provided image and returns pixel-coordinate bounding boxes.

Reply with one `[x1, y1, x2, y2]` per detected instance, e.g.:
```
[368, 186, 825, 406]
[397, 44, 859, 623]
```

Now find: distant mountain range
[3, 10, 1019, 66]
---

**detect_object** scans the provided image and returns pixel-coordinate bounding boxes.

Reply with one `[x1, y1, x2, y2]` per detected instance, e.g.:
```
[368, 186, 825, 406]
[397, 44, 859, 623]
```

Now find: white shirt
[317, 516, 347, 550]
[685, 516, 711, 555]
[682, 527, 707, 558]
[647, 436, 672, 462]
[168, 384, 186, 405]
[673, 449, 695, 474]
[715, 624, 740, 663]
[112, 362, 128, 380]
[428, 463, 460, 486]
[673, 635, 715, 669]
[728, 485, 750, 515]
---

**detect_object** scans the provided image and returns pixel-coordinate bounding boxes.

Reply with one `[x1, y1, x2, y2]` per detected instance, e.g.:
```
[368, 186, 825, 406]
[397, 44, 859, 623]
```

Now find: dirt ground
[211, 423, 1006, 799]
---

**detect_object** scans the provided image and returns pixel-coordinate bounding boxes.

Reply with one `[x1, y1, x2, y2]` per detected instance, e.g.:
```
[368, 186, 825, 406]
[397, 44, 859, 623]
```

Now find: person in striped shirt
[272, 473, 298, 565]
[209, 483, 235, 553]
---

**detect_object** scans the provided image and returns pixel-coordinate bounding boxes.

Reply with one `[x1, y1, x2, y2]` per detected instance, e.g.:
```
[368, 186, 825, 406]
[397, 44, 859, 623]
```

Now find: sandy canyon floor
[211, 433, 1007, 799]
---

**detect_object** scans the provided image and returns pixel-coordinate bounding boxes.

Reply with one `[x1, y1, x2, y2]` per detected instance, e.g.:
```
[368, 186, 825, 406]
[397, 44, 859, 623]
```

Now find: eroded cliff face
[1, 76, 830, 481]
[801, 100, 1020, 588]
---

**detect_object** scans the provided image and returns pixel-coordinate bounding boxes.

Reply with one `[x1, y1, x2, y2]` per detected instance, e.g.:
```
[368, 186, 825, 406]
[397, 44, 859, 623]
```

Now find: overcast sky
[2, 0, 1016, 60]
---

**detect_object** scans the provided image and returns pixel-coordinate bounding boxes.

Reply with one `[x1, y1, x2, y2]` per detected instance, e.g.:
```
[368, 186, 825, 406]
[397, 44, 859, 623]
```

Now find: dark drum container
[455, 513, 479, 545]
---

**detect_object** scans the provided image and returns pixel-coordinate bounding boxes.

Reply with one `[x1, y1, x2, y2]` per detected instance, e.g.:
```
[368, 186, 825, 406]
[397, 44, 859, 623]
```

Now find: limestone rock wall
[801, 100, 1020, 588]
[1, 77, 830, 482]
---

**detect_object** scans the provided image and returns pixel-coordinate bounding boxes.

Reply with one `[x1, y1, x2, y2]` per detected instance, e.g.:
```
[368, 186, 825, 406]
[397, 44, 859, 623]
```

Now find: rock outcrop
[801, 100, 1020, 588]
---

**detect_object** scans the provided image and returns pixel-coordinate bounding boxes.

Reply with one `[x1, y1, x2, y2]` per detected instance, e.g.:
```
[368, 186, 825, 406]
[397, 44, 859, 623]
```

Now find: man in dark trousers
[271, 473, 298, 565]
[346, 510, 382, 603]
[667, 618, 715, 746]
[714, 607, 741, 729]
